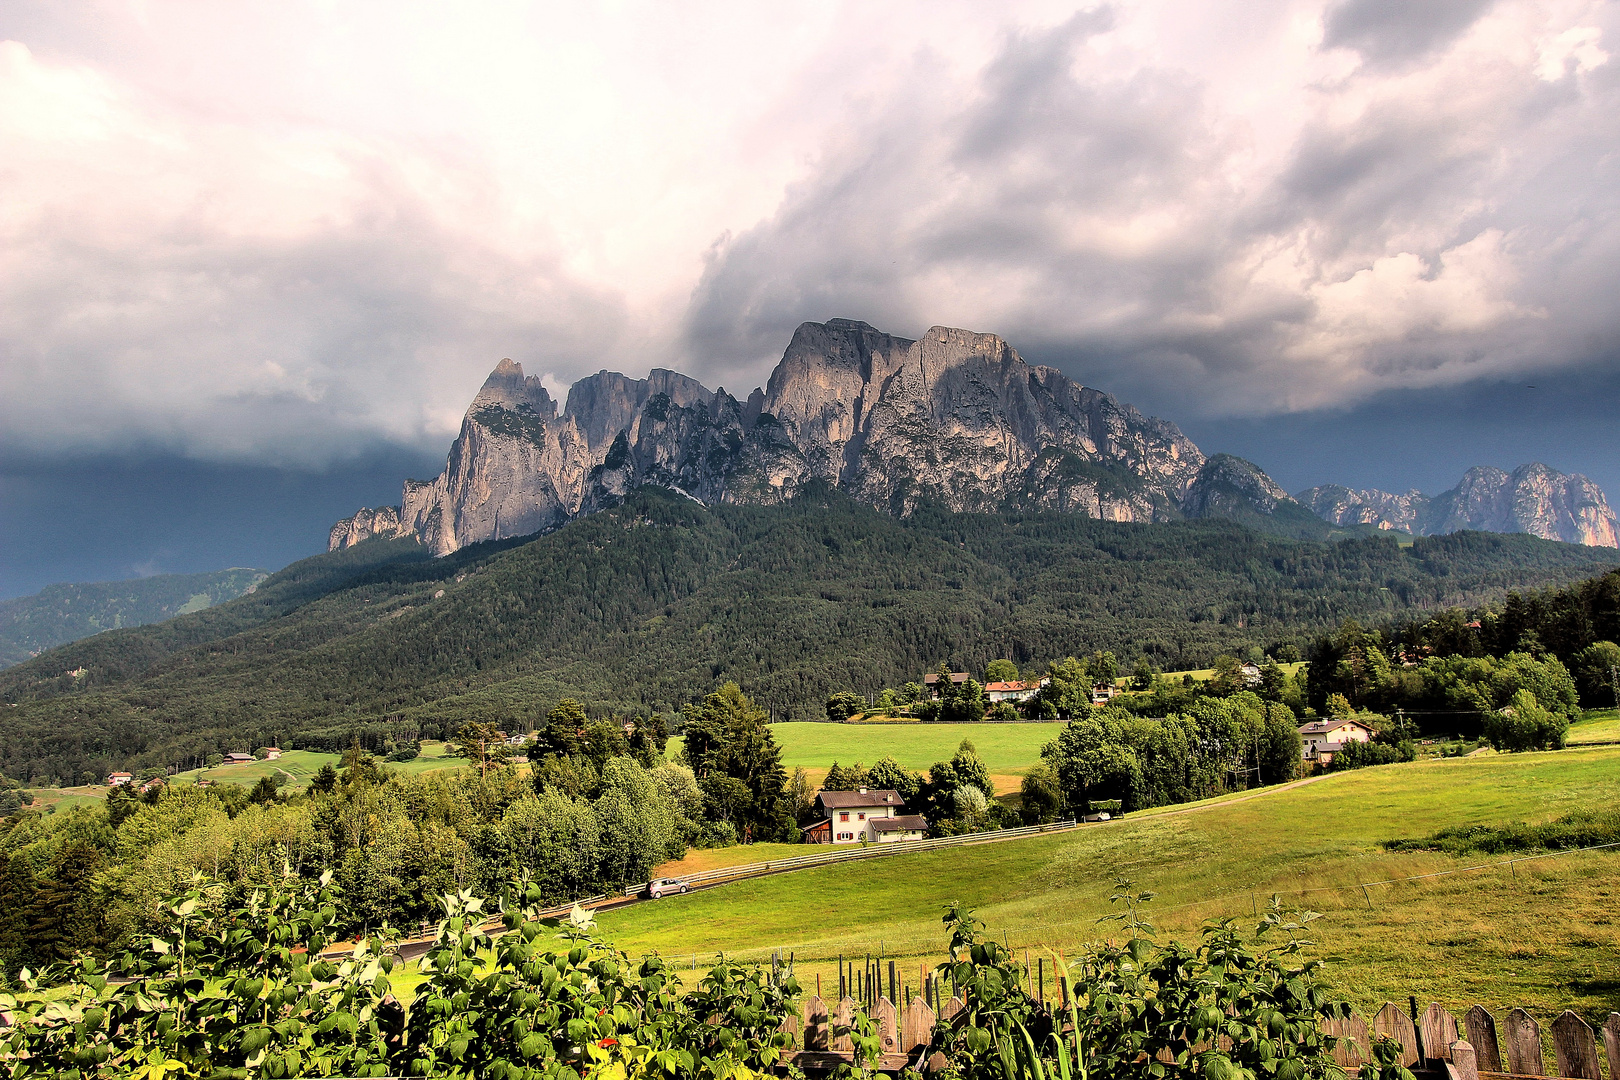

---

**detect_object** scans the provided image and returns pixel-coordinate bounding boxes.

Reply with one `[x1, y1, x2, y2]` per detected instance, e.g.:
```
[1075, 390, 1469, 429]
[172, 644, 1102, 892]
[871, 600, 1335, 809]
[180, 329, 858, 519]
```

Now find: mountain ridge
[1300, 464, 1618, 547]
[330, 319, 1618, 553]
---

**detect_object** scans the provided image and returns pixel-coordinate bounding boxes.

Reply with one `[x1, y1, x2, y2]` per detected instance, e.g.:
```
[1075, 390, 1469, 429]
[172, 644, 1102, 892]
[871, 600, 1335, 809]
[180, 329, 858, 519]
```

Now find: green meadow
[763, 721, 1061, 791]
[1568, 708, 1620, 745]
[596, 746, 1620, 1019]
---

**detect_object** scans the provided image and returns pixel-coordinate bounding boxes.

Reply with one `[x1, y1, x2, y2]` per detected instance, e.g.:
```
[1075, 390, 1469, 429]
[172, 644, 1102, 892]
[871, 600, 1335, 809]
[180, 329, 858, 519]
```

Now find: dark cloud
[1322, 0, 1497, 66]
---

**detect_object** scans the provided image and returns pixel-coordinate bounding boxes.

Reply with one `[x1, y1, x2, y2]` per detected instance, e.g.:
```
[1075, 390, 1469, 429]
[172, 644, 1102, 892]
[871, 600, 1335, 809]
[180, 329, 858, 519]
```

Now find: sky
[4, 0, 1620, 596]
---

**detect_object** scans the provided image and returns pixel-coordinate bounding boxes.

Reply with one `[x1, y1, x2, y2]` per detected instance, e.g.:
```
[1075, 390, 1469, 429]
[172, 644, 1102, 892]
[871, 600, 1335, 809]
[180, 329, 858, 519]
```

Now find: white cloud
[1, 0, 1617, 464]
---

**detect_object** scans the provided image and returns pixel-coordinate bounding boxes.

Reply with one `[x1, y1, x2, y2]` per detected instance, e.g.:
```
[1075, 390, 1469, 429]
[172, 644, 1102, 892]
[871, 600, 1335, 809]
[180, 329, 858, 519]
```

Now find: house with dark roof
[922, 672, 970, 699]
[802, 787, 927, 844]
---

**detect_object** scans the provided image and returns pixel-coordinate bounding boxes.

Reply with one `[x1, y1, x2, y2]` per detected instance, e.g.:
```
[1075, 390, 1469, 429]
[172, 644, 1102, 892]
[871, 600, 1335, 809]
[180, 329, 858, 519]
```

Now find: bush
[385, 744, 421, 762]
[1326, 739, 1415, 771]
[1383, 809, 1620, 856]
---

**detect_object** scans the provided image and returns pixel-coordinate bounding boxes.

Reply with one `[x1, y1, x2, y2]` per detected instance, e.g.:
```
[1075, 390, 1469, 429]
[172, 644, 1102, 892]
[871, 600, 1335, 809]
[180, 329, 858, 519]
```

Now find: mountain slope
[0, 569, 267, 668]
[332, 319, 1331, 554]
[1300, 463, 1619, 547]
[3, 489, 1613, 783]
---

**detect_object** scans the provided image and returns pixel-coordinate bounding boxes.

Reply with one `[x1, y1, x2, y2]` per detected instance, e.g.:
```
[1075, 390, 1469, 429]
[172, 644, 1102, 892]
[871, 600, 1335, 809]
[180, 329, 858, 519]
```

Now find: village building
[1297, 717, 1375, 764]
[107, 771, 133, 787]
[261, 747, 282, 760]
[801, 788, 927, 844]
[140, 777, 165, 794]
[985, 679, 1042, 703]
[1091, 681, 1122, 705]
[1240, 661, 1263, 687]
[922, 672, 970, 699]
[223, 752, 255, 765]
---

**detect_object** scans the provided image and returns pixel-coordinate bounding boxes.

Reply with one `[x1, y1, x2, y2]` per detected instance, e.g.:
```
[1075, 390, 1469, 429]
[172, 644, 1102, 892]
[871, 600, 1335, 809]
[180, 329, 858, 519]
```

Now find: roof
[923, 672, 970, 684]
[1298, 718, 1375, 735]
[108, 771, 132, 778]
[816, 789, 905, 809]
[985, 680, 1039, 692]
[871, 815, 928, 833]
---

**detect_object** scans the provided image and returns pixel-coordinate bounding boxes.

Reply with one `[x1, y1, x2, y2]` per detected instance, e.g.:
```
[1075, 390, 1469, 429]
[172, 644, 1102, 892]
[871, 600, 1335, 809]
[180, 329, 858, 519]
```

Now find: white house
[261, 747, 282, 760]
[1297, 718, 1375, 763]
[985, 680, 1043, 703]
[1091, 681, 1122, 705]
[107, 771, 133, 787]
[802, 788, 927, 844]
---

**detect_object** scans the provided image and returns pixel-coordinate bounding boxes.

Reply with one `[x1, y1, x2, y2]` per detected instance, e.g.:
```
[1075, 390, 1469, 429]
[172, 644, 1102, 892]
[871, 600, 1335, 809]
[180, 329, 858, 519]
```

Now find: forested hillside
[1, 486, 1613, 783]
[0, 568, 267, 668]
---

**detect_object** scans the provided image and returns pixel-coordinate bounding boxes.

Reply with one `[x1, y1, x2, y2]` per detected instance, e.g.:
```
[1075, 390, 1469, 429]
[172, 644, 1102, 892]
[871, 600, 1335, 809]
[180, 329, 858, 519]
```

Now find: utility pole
[1611, 664, 1619, 713]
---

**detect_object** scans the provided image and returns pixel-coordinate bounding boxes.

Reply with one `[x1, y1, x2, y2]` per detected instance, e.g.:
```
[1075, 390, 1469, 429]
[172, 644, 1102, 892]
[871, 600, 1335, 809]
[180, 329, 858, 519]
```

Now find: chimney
[858, 787, 868, 794]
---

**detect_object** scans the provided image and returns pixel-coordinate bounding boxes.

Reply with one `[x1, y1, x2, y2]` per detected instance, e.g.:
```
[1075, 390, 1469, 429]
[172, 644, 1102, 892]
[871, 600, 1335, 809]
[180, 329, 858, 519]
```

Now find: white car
[645, 877, 690, 899]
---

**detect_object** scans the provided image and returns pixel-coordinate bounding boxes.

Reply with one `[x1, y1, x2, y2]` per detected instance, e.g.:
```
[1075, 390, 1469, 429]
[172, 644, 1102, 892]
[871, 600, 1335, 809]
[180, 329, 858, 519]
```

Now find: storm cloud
[2, 0, 1618, 460]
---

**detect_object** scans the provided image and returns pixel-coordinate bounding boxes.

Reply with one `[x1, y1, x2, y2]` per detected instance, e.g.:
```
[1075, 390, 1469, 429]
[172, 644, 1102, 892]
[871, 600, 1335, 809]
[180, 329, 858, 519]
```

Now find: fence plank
[1602, 1015, 1620, 1080]
[1466, 1007, 1504, 1074]
[832, 997, 855, 1054]
[940, 995, 964, 1022]
[802, 996, 829, 1052]
[1374, 1003, 1421, 1067]
[1504, 1008, 1545, 1076]
[1422, 1004, 1462, 1064]
[874, 997, 899, 1058]
[1552, 1011, 1602, 1079]
[1323, 1012, 1370, 1068]
[901, 999, 935, 1055]
[1450, 1039, 1481, 1080]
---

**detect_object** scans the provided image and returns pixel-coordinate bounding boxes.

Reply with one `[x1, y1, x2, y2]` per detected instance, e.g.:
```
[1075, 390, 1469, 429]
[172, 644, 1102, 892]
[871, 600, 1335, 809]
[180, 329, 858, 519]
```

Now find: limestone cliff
[1299, 463, 1619, 547]
[331, 320, 1235, 554]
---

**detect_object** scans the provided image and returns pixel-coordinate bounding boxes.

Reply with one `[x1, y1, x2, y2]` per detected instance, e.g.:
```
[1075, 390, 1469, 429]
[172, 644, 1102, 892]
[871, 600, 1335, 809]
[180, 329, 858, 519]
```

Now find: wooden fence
[771, 978, 1620, 1079]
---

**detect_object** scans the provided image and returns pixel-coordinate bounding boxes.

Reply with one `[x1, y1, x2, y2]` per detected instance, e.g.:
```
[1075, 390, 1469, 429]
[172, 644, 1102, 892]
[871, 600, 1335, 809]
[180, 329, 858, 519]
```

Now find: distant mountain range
[1300, 465, 1619, 547]
[0, 569, 267, 668]
[327, 318, 1619, 552]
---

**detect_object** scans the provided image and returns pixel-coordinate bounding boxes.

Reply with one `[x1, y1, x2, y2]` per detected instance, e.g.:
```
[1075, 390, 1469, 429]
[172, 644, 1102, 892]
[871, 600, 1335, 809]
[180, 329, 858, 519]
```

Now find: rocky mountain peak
[1300, 463, 1618, 547]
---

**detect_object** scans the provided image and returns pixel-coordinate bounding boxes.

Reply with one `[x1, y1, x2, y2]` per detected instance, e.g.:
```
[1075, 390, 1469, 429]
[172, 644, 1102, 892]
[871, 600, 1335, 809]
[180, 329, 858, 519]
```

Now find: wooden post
[802, 995, 830, 1052]
[901, 998, 936, 1055]
[1464, 1006, 1503, 1074]
[1503, 1008, 1544, 1076]
[1601, 1015, 1620, 1080]
[1038, 957, 1044, 1004]
[1323, 1011, 1370, 1069]
[1551, 1010, 1601, 1079]
[1373, 1003, 1421, 1068]
[890, 960, 898, 1009]
[1421, 1003, 1460, 1064]
[832, 997, 856, 1054]
[1449, 1039, 1480, 1080]
[874, 996, 899, 1057]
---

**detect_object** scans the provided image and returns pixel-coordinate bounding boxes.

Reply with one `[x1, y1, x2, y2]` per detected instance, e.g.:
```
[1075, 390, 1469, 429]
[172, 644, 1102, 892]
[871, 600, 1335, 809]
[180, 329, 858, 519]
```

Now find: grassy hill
[1, 488, 1614, 784]
[0, 568, 267, 668]
[766, 721, 1061, 792]
[597, 746, 1620, 1018]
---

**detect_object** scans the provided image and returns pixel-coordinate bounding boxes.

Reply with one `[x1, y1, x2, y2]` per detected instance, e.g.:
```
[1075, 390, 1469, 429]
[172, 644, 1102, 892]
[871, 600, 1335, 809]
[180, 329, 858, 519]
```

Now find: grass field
[1568, 708, 1620, 745]
[18, 785, 106, 812]
[596, 746, 1620, 1019]
[763, 722, 1062, 793]
[168, 742, 471, 791]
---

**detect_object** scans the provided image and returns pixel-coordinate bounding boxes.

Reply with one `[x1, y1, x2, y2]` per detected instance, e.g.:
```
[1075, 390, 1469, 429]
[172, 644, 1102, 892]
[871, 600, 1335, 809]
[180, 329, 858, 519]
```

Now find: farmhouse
[223, 752, 255, 765]
[922, 672, 970, 699]
[261, 747, 282, 760]
[985, 679, 1042, 703]
[1297, 717, 1375, 763]
[107, 771, 132, 786]
[1091, 681, 1121, 704]
[802, 787, 927, 844]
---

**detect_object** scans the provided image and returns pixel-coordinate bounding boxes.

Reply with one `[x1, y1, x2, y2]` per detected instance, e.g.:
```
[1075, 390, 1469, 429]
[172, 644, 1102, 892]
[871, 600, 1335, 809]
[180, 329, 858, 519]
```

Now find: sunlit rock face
[1299, 464, 1619, 548]
[326, 319, 1314, 554]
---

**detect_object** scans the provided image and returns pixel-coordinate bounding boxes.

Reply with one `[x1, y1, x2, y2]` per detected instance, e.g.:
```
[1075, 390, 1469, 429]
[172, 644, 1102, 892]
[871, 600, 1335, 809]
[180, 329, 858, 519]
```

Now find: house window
[839, 812, 849, 822]
[857, 812, 866, 820]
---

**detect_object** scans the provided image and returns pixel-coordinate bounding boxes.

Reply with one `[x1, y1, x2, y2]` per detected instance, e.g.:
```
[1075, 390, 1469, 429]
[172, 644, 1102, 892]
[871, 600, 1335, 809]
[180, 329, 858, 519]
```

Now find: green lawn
[19, 785, 106, 813]
[595, 747, 1620, 1019]
[172, 749, 340, 790]
[385, 740, 477, 777]
[765, 722, 1062, 792]
[1568, 708, 1620, 745]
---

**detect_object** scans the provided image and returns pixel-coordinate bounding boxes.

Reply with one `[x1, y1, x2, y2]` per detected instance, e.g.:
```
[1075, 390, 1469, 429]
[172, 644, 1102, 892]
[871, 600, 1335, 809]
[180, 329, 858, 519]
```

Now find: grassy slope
[769, 722, 1060, 792]
[1568, 708, 1620, 745]
[596, 747, 1620, 1018]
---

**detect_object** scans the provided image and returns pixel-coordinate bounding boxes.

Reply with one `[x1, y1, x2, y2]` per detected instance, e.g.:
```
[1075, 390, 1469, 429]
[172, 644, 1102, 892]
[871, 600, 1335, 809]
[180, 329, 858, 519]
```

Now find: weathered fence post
[901, 998, 936, 1056]
[874, 996, 899, 1058]
[1551, 1010, 1601, 1079]
[1421, 1003, 1461, 1065]
[1602, 1014, 1620, 1080]
[1373, 1003, 1421, 1069]
[1448, 1038, 1479, 1080]
[1504, 1007, 1544, 1076]
[1464, 1006, 1503, 1073]
[802, 995, 829, 1052]
[1323, 1011, 1370, 1068]
[832, 996, 856, 1054]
